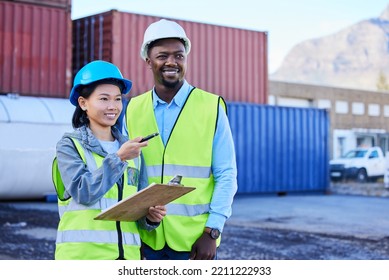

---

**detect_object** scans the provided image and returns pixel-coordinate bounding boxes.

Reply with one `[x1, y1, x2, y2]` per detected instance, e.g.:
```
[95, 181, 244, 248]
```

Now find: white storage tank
[0, 94, 73, 200]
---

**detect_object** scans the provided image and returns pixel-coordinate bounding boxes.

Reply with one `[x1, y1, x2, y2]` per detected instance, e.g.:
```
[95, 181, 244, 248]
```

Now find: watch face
[210, 229, 220, 239]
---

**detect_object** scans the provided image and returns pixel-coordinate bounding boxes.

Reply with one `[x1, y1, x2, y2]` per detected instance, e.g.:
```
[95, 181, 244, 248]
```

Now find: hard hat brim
[69, 78, 132, 106]
[140, 37, 191, 61]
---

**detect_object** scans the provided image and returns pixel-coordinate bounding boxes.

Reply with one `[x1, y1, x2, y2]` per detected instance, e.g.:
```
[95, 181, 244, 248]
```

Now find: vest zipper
[116, 176, 125, 259]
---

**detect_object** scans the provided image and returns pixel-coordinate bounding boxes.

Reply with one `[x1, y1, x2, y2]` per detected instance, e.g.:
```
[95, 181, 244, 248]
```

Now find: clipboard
[94, 183, 195, 222]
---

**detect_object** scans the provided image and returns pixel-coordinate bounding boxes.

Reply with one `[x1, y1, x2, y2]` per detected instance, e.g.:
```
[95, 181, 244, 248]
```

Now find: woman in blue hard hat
[53, 60, 166, 260]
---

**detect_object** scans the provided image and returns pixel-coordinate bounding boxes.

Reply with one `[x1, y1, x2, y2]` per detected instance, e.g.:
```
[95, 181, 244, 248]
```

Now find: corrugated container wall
[227, 102, 330, 194]
[73, 10, 268, 103]
[0, 1, 72, 98]
[1, 0, 71, 10]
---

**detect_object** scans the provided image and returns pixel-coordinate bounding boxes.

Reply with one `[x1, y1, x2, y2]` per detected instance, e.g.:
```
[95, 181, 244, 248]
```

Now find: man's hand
[189, 232, 216, 260]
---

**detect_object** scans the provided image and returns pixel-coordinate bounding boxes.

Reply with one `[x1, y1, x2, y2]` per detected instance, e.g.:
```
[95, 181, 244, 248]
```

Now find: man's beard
[162, 79, 180, 88]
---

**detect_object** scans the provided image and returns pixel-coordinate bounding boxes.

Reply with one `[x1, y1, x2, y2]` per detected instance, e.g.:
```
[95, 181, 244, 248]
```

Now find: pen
[140, 132, 159, 143]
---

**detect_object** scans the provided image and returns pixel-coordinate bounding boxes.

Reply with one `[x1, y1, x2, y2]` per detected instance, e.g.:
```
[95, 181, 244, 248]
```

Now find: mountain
[270, 4, 389, 91]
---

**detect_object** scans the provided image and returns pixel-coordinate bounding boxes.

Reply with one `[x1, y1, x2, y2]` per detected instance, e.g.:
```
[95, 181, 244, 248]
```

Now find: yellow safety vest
[126, 88, 225, 251]
[52, 137, 141, 259]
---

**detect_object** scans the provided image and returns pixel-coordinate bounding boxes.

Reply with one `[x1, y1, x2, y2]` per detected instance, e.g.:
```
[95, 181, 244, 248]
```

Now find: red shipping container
[73, 10, 268, 104]
[0, 1, 72, 98]
[1, 0, 71, 10]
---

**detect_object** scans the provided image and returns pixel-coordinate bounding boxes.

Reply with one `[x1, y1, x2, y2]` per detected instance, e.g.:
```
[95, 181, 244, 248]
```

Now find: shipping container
[72, 10, 268, 104]
[1, 0, 71, 10]
[0, 1, 72, 98]
[227, 102, 330, 194]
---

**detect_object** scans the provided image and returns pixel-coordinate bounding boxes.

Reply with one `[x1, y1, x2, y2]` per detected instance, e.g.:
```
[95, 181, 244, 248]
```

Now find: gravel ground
[0, 203, 57, 260]
[219, 226, 389, 260]
[1, 200, 389, 260]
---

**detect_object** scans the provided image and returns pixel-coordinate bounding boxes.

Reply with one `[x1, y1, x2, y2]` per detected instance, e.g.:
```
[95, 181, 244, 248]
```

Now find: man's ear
[146, 58, 152, 68]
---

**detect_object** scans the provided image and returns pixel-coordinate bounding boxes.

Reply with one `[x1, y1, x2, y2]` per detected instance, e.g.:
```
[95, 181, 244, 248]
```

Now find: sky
[71, 0, 389, 74]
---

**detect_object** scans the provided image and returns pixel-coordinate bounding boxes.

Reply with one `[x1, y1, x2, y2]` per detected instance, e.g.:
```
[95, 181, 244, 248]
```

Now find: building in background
[269, 80, 389, 159]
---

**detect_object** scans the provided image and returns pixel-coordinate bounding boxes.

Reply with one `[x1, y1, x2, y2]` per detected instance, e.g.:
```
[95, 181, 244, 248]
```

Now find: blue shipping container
[227, 102, 329, 194]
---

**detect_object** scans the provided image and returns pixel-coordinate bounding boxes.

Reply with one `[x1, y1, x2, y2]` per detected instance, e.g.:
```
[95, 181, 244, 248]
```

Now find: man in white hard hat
[126, 19, 237, 260]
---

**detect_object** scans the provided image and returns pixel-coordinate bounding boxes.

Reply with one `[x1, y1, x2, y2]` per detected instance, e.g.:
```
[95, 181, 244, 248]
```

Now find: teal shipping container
[227, 102, 330, 194]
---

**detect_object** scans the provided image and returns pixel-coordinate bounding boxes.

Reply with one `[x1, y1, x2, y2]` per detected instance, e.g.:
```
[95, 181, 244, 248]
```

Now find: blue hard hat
[69, 60, 132, 106]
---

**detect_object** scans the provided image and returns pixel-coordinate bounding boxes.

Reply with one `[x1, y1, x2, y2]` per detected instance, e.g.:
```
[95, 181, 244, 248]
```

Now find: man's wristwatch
[204, 228, 220, 239]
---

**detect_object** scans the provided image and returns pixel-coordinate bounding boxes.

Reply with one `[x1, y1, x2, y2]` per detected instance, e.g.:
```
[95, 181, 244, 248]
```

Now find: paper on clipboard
[94, 183, 195, 222]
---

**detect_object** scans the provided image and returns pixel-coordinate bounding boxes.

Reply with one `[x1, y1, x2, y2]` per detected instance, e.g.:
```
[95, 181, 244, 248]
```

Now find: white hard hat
[140, 19, 191, 61]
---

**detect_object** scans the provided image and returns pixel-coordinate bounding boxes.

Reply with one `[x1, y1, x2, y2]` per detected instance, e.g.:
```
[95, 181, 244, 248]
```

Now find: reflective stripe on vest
[57, 230, 139, 245]
[54, 137, 141, 260]
[126, 88, 223, 251]
[57, 196, 117, 217]
[167, 203, 209, 216]
[146, 164, 211, 178]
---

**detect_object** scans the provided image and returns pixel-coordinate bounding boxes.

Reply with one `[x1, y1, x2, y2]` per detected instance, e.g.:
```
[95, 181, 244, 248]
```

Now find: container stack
[0, 0, 72, 98]
[0, 0, 73, 200]
[72, 10, 330, 194]
[72, 10, 268, 104]
[0, 4, 330, 198]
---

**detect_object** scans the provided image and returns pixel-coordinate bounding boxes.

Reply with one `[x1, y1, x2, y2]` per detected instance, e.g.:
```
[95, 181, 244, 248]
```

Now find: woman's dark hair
[71, 78, 125, 128]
